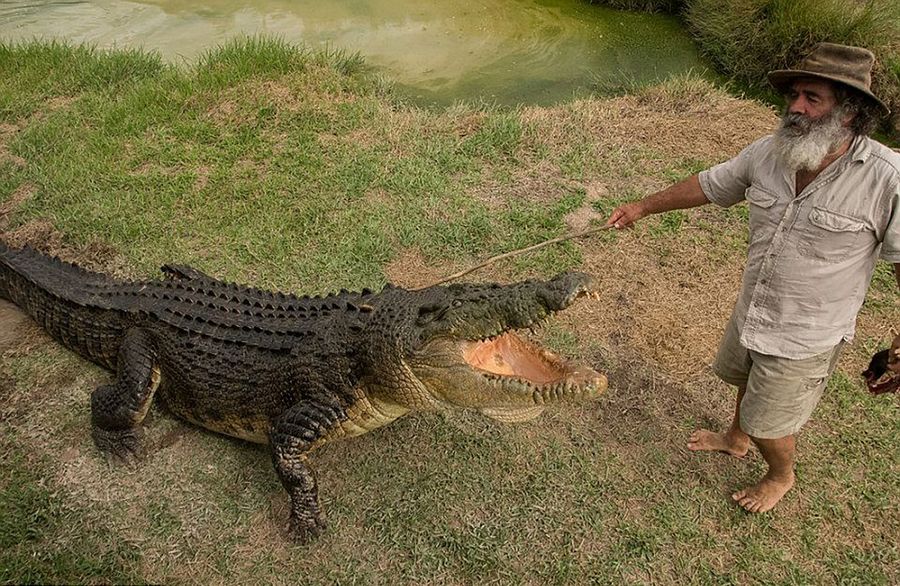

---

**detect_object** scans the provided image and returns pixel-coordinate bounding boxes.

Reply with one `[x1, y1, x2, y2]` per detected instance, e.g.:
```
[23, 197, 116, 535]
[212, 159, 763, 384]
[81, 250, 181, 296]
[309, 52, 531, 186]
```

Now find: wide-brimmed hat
[768, 42, 890, 116]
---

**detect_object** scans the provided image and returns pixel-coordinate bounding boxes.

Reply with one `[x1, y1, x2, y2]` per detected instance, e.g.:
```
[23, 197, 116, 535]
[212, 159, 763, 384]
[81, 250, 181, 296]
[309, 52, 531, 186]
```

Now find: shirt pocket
[798, 207, 866, 262]
[744, 186, 778, 244]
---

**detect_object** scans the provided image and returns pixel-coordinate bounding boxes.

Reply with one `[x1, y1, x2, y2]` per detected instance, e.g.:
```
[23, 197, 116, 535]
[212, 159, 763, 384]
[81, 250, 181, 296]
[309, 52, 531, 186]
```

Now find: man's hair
[832, 83, 882, 136]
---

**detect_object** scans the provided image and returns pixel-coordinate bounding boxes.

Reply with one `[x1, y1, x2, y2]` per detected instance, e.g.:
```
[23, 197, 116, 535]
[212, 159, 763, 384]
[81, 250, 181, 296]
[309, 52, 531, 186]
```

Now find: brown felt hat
[768, 42, 890, 116]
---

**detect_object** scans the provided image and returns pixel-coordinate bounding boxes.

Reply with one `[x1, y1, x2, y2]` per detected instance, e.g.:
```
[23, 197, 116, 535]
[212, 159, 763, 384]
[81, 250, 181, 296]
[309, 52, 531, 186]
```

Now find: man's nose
[788, 96, 808, 115]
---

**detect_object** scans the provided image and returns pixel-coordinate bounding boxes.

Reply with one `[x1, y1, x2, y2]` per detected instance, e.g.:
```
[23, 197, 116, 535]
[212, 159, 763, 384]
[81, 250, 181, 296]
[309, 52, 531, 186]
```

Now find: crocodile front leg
[90, 328, 160, 462]
[270, 397, 346, 543]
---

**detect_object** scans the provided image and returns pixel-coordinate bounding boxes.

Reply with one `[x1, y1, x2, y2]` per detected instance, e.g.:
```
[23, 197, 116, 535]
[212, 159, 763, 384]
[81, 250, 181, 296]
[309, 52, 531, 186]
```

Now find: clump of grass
[196, 35, 368, 88]
[460, 111, 523, 160]
[633, 69, 721, 111]
[0, 40, 166, 122]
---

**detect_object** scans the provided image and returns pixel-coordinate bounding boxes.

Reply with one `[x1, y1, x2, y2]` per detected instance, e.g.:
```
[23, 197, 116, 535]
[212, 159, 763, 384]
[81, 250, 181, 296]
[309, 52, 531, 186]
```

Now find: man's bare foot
[687, 429, 749, 458]
[732, 474, 795, 513]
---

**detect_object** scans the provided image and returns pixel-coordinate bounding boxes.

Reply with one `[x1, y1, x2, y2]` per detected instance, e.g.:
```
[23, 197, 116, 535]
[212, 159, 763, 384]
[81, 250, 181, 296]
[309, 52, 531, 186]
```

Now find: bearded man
[605, 43, 900, 513]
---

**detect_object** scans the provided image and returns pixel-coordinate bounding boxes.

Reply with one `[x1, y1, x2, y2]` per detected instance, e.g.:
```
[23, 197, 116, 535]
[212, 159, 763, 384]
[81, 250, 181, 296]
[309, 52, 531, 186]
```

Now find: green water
[0, 0, 705, 106]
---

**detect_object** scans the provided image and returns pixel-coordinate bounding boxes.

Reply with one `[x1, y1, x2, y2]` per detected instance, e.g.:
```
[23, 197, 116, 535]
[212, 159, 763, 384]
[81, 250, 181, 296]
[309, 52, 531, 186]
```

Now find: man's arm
[605, 174, 710, 229]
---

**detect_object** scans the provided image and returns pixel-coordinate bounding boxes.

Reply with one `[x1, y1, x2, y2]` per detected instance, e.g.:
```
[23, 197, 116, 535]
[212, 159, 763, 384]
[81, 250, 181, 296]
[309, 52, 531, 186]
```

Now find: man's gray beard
[773, 107, 853, 172]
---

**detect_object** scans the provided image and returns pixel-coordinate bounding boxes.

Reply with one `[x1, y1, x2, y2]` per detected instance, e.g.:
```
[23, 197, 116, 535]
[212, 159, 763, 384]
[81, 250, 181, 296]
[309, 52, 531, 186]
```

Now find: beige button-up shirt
[699, 134, 900, 359]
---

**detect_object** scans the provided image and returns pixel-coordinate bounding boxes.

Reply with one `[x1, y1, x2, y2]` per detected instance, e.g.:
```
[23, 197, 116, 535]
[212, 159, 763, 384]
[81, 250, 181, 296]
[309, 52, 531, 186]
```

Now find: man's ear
[840, 109, 856, 128]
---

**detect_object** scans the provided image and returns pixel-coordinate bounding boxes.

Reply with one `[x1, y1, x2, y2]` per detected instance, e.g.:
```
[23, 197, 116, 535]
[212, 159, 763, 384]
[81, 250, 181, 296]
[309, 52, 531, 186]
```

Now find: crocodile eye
[451, 300, 463, 308]
[416, 304, 444, 325]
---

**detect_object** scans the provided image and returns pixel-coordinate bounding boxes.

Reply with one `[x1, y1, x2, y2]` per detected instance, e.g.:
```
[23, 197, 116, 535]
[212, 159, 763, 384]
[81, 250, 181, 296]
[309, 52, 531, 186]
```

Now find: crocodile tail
[0, 240, 22, 303]
[0, 243, 126, 369]
[0, 243, 104, 303]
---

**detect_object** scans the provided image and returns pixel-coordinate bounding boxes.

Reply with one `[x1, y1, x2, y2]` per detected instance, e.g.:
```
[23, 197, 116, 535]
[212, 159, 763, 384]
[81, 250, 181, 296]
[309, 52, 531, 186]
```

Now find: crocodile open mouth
[461, 331, 598, 385]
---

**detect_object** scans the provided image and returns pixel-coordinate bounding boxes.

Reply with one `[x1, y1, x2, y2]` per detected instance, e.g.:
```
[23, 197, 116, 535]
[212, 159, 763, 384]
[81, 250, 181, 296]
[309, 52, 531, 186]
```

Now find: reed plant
[589, 0, 900, 136]
[685, 0, 900, 110]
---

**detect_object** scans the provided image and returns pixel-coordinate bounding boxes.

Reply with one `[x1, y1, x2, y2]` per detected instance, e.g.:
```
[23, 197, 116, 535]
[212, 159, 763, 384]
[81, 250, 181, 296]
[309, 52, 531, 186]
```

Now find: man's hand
[603, 175, 709, 230]
[605, 202, 647, 229]
[862, 333, 900, 395]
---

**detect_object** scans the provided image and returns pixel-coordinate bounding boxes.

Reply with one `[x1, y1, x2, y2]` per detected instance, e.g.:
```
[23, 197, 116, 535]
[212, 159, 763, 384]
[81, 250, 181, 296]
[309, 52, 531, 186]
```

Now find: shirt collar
[848, 134, 871, 163]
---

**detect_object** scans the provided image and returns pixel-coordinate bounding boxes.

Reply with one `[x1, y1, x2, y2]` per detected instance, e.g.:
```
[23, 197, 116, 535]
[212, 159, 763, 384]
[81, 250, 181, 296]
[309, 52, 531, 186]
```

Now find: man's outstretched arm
[605, 174, 710, 229]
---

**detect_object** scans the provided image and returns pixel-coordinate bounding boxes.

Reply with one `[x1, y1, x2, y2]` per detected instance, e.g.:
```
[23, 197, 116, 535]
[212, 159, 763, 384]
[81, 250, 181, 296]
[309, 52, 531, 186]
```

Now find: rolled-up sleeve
[699, 137, 767, 208]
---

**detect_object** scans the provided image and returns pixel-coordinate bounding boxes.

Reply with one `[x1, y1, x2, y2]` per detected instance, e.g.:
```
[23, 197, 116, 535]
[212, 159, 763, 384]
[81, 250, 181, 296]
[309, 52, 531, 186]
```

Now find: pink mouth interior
[462, 332, 594, 385]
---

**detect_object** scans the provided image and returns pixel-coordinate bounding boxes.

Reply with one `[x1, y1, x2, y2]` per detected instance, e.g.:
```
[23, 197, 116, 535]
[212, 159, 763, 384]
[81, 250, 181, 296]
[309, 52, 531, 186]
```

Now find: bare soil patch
[0, 122, 27, 168]
[384, 247, 456, 289]
[0, 299, 32, 353]
[0, 182, 36, 228]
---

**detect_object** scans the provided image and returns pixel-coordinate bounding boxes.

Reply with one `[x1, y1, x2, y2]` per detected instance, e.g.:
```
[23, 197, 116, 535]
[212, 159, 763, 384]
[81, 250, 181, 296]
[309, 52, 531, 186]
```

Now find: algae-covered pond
[0, 0, 705, 106]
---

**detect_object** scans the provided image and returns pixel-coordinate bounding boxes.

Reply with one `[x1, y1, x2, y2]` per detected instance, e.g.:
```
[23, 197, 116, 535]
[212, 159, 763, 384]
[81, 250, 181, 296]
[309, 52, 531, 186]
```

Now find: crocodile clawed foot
[287, 513, 327, 544]
[92, 426, 145, 465]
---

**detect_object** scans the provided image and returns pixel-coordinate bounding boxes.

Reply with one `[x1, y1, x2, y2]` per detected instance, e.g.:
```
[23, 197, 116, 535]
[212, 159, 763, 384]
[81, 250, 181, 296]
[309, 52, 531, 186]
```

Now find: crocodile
[0, 242, 607, 542]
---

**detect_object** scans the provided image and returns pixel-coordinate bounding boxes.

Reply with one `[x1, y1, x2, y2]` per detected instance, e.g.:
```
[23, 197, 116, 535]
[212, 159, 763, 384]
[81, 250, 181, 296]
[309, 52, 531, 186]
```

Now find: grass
[2, 39, 539, 289]
[0, 39, 897, 585]
[686, 0, 900, 137]
[0, 444, 142, 584]
[589, 0, 900, 139]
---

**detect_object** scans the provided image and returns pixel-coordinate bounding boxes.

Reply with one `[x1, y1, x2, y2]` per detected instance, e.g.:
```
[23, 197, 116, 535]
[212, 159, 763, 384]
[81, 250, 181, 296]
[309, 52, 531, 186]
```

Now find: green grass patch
[0, 38, 589, 289]
[648, 210, 687, 237]
[0, 446, 142, 584]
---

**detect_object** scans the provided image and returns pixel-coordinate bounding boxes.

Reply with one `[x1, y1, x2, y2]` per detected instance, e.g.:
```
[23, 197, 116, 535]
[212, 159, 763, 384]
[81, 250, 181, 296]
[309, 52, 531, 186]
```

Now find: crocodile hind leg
[270, 398, 345, 543]
[90, 328, 160, 462]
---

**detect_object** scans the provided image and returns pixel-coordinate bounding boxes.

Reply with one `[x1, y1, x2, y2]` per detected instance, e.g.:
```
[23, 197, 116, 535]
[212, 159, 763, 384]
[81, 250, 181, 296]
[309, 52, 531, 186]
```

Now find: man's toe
[734, 492, 758, 512]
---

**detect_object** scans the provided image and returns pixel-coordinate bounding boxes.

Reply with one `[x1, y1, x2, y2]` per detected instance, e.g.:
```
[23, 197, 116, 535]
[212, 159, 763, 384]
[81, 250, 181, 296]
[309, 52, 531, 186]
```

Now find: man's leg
[732, 434, 795, 513]
[694, 315, 753, 457]
[725, 344, 840, 514]
[687, 386, 750, 457]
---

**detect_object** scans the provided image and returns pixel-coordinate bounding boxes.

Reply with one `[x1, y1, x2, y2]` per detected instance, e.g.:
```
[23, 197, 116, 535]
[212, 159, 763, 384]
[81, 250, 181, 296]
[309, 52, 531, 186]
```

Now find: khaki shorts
[712, 317, 843, 439]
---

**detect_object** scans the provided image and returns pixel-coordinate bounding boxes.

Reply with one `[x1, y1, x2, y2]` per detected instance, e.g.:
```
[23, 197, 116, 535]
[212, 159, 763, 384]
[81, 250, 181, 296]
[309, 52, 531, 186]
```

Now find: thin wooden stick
[417, 224, 616, 289]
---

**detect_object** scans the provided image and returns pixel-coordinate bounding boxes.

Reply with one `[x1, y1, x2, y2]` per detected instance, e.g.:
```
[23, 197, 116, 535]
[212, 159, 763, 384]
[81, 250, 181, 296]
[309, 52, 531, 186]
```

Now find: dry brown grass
[0, 219, 132, 278]
[521, 89, 777, 172]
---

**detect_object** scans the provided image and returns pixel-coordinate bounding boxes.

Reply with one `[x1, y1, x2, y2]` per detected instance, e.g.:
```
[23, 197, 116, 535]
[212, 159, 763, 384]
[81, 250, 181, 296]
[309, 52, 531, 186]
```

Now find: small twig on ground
[416, 224, 616, 289]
